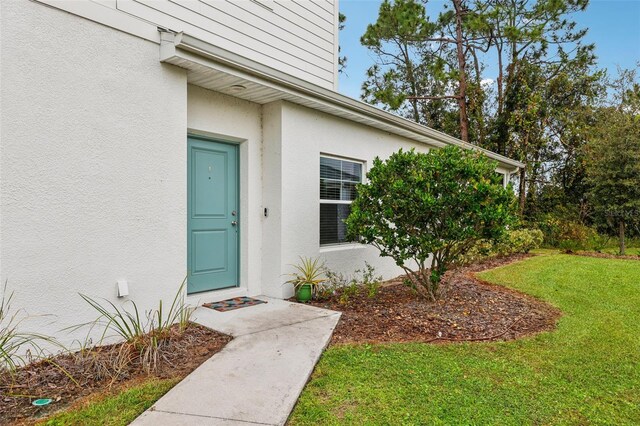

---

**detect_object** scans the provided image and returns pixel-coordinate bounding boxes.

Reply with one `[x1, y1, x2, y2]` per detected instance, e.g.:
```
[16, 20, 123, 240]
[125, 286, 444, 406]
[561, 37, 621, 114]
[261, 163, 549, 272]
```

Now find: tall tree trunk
[398, 42, 421, 123]
[519, 167, 526, 216]
[470, 49, 486, 147]
[496, 43, 504, 117]
[619, 219, 626, 255]
[453, 0, 469, 142]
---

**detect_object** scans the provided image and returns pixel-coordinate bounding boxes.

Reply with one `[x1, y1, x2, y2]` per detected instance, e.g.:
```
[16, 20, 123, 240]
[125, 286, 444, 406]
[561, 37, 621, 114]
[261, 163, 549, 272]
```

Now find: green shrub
[588, 233, 611, 252]
[339, 281, 360, 305]
[458, 228, 544, 265]
[502, 228, 544, 254]
[538, 215, 598, 251]
[347, 146, 516, 300]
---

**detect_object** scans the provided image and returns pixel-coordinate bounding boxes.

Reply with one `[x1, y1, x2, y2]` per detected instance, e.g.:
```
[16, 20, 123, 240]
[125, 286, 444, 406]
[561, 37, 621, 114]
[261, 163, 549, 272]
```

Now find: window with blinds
[320, 156, 363, 245]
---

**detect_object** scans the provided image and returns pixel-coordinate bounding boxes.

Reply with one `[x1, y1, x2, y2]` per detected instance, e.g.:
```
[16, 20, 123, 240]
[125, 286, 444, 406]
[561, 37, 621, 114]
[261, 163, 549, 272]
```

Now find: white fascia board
[162, 32, 524, 170]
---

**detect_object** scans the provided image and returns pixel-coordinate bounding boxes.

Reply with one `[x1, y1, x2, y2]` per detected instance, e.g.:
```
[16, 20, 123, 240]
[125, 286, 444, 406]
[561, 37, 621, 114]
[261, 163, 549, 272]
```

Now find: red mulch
[0, 323, 231, 425]
[308, 254, 561, 345]
[574, 251, 640, 261]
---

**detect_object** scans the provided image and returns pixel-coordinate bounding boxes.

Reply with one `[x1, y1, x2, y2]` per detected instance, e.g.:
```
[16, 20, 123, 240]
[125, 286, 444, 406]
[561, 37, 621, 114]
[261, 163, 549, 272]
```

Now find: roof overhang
[159, 31, 524, 171]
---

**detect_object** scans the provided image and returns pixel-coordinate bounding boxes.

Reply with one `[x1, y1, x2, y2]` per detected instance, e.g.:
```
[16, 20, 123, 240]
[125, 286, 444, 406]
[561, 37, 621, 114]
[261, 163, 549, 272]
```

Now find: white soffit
[160, 31, 524, 171]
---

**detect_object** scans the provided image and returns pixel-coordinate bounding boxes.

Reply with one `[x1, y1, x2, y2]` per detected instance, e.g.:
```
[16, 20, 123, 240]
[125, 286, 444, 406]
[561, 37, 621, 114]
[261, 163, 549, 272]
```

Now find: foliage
[0, 282, 59, 372]
[360, 263, 383, 299]
[458, 228, 544, 265]
[584, 68, 640, 254]
[290, 253, 640, 425]
[43, 378, 178, 426]
[285, 257, 327, 299]
[74, 279, 194, 373]
[538, 215, 597, 252]
[360, 0, 458, 132]
[318, 263, 383, 304]
[346, 146, 516, 300]
[361, 0, 603, 219]
[338, 13, 347, 74]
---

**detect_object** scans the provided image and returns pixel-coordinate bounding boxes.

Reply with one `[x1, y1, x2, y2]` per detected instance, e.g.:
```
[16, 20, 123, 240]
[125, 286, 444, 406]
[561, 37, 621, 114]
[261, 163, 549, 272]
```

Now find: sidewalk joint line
[232, 312, 341, 338]
[153, 409, 278, 425]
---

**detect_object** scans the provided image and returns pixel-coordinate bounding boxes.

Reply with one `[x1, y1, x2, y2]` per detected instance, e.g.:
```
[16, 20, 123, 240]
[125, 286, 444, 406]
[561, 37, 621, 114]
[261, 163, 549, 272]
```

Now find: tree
[359, 0, 608, 226]
[361, 0, 444, 126]
[492, 42, 599, 217]
[361, 0, 493, 142]
[346, 146, 516, 300]
[584, 69, 640, 254]
[484, 0, 591, 123]
[483, 0, 595, 215]
[338, 13, 347, 74]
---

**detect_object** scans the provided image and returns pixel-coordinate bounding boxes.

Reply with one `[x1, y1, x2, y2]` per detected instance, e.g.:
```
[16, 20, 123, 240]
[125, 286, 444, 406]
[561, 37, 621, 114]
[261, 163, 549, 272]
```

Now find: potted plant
[286, 256, 326, 302]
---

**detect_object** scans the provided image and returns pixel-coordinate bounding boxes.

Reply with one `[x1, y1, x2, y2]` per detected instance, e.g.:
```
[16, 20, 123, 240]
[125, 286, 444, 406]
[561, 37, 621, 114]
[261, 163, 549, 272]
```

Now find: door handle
[231, 221, 237, 226]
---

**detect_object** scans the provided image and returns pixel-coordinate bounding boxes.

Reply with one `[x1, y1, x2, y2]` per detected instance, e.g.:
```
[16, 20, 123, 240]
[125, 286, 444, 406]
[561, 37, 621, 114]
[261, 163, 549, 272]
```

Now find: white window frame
[319, 154, 365, 247]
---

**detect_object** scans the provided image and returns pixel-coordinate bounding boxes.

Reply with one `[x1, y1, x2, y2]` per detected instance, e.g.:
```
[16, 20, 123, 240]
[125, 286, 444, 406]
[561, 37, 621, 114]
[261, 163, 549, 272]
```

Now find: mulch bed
[573, 251, 640, 261]
[308, 254, 561, 345]
[0, 323, 231, 425]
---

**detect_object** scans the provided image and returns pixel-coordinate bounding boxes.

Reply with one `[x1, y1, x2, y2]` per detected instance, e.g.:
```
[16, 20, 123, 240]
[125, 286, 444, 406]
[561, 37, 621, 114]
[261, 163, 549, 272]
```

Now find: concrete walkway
[131, 297, 341, 426]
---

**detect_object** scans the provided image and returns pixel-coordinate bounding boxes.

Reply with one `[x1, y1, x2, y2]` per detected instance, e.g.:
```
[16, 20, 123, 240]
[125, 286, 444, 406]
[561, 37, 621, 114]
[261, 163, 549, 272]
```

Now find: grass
[289, 252, 640, 425]
[598, 246, 640, 256]
[40, 378, 178, 426]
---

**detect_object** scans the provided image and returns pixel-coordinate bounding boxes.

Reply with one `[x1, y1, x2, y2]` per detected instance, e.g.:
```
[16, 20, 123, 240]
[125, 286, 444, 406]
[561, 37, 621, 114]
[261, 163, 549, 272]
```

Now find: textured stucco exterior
[0, 1, 187, 343]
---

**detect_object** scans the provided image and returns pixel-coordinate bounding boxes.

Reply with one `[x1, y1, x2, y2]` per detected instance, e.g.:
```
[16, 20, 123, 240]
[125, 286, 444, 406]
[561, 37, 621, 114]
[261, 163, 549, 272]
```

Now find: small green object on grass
[32, 398, 52, 407]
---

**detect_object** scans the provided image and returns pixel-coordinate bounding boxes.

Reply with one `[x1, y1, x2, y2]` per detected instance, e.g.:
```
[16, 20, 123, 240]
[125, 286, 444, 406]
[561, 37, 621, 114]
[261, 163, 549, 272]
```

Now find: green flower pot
[296, 283, 313, 302]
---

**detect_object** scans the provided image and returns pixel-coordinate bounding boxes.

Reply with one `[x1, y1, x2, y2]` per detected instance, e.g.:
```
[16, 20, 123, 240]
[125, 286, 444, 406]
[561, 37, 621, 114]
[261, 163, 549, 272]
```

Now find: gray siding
[74, 0, 339, 89]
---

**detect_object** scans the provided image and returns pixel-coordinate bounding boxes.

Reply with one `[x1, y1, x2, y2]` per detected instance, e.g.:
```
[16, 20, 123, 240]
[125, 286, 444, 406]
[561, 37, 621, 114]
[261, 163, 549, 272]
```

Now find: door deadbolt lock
[231, 210, 237, 216]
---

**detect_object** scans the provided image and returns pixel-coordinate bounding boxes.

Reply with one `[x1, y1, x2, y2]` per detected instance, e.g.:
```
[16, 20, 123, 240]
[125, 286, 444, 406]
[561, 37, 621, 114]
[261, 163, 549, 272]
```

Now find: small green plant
[74, 279, 194, 373]
[0, 282, 58, 372]
[359, 262, 383, 299]
[285, 257, 327, 300]
[339, 280, 360, 305]
[316, 270, 342, 300]
[153, 278, 195, 336]
[321, 263, 383, 304]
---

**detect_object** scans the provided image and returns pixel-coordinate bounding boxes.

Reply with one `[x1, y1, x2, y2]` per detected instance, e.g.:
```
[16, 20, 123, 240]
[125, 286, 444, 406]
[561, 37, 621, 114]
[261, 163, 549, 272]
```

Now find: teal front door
[187, 137, 239, 294]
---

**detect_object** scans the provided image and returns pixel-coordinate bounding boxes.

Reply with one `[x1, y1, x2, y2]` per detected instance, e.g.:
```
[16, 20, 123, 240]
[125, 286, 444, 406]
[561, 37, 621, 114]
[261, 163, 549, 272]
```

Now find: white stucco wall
[0, 1, 187, 346]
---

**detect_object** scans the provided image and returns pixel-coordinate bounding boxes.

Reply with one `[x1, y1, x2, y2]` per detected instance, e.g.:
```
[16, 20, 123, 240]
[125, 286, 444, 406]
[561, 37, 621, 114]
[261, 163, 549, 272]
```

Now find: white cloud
[480, 78, 495, 87]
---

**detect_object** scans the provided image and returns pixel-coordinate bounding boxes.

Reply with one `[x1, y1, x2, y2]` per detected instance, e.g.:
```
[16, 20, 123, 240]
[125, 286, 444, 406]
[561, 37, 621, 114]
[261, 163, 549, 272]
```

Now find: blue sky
[338, 0, 640, 99]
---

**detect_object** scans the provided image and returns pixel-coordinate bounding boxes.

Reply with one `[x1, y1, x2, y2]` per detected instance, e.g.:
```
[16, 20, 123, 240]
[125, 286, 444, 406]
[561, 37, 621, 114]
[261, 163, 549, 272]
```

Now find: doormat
[203, 296, 267, 312]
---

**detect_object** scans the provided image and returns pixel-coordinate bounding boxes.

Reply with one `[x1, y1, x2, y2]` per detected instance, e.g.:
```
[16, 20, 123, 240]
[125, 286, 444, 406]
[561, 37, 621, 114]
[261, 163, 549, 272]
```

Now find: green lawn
[41, 378, 178, 426]
[598, 247, 640, 256]
[289, 252, 640, 425]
